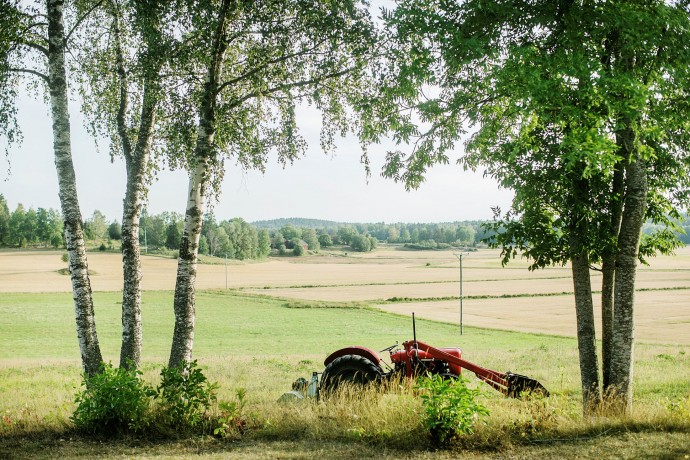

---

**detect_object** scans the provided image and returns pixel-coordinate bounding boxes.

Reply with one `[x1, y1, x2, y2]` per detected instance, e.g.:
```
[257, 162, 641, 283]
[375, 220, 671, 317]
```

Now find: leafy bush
[157, 360, 218, 429]
[71, 363, 155, 435]
[318, 233, 333, 247]
[349, 234, 371, 252]
[416, 374, 489, 446]
[292, 240, 305, 256]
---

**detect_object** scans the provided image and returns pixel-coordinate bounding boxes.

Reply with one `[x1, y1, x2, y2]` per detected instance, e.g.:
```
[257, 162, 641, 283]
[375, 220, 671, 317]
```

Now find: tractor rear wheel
[320, 354, 383, 393]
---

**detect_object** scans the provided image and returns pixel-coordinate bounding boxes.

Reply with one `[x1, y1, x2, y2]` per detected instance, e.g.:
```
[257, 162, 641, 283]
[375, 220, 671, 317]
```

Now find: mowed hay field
[2, 246, 688, 345]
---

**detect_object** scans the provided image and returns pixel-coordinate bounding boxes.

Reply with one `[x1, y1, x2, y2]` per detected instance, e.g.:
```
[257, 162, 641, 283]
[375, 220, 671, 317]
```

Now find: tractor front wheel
[320, 354, 383, 393]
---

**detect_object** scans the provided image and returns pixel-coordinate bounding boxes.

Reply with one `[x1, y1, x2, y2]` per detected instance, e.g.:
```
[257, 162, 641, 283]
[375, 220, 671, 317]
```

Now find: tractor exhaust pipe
[412, 312, 418, 351]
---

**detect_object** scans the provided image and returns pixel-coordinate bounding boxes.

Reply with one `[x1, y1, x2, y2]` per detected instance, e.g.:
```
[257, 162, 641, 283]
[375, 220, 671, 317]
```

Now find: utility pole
[453, 251, 469, 334]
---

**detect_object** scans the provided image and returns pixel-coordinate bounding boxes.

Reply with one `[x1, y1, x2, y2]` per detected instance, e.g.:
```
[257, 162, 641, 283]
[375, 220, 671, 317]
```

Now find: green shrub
[71, 363, 155, 435]
[214, 388, 247, 437]
[157, 360, 218, 429]
[61, 253, 69, 263]
[99, 243, 106, 251]
[416, 374, 489, 447]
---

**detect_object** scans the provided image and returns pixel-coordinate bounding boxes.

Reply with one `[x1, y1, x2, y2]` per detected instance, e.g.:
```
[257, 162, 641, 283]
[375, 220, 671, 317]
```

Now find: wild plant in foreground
[416, 374, 489, 447]
[157, 360, 218, 429]
[71, 362, 155, 435]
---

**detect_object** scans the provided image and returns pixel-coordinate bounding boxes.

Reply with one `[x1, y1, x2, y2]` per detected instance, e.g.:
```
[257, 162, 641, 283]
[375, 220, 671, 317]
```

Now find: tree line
[4, 194, 687, 258]
[0, 195, 63, 247]
[0, 194, 496, 255]
[0, 196, 492, 252]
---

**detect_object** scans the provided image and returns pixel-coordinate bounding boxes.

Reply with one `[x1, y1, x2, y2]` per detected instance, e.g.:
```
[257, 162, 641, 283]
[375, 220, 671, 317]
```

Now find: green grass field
[0, 290, 583, 360]
[1, 290, 689, 459]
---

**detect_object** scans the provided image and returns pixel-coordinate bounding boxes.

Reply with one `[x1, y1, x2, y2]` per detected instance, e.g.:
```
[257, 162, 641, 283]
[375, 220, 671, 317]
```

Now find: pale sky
[1, 89, 514, 225]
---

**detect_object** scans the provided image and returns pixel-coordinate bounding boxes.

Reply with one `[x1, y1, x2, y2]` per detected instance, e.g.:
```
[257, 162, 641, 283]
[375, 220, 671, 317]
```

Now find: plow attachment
[411, 340, 549, 398]
[504, 372, 550, 398]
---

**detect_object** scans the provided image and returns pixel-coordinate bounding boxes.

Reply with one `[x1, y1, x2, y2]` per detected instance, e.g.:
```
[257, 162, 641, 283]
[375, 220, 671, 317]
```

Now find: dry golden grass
[1, 246, 688, 345]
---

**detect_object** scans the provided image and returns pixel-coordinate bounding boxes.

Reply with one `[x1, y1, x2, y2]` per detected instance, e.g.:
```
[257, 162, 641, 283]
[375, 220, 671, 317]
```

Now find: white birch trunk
[118, 83, 159, 370]
[112, 4, 163, 369]
[168, 155, 211, 368]
[119, 156, 146, 369]
[47, 0, 102, 376]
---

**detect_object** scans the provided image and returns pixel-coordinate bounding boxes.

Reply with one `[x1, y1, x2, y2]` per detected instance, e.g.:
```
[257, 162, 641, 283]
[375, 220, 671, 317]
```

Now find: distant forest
[2, 194, 688, 260]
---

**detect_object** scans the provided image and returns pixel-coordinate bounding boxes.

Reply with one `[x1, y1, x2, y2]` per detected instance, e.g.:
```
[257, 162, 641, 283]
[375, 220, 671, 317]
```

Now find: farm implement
[282, 314, 549, 401]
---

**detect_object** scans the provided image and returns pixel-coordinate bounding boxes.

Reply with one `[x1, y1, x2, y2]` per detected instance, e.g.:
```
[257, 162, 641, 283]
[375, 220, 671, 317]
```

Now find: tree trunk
[168, 158, 211, 368]
[168, 0, 231, 369]
[569, 233, 601, 413]
[601, 160, 624, 391]
[47, 0, 102, 377]
[600, 257, 615, 389]
[119, 178, 144, 369]
[611, 154, 647, 414]
[566, 159, 601, 413]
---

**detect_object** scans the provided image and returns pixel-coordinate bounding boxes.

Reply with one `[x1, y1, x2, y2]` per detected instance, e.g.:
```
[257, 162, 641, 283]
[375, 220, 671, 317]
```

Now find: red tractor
[319, 314, 549, 398]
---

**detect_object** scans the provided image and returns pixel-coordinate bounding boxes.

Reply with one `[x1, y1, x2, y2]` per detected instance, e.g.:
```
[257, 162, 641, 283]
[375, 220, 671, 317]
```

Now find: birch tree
[165, 0, 378, 368]
[378, 0, 690, 413]
[1, 0, 103, 376]
[74, 0, 174, 369]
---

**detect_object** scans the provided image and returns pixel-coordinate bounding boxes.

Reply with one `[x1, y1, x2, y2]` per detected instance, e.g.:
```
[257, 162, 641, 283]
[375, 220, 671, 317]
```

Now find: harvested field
[1, 246, 688, 345]
[244, 270, 690, 302]
[245, 277, 578, 301]
[378, 289, 690, 345]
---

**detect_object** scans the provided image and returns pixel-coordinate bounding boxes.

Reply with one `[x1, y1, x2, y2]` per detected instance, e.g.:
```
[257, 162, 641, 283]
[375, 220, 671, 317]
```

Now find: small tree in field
[318, 233, 333, 248]
[109, 221, 122, 241]
[350, 234, 371, 252]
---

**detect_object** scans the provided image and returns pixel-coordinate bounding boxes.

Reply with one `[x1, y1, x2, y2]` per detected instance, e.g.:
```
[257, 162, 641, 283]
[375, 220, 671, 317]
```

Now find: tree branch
[216, 38, 329, 94]
[19, 40, 48, 57]
[226, 67, 354, 110]
[112, 11, 133, 161]
[65, 0, 105, 46]
[8, 67, 49, 82]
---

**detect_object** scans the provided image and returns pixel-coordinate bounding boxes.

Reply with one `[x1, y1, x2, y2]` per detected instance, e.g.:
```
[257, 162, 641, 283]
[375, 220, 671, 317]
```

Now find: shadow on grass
[2, 421, 689, 460]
